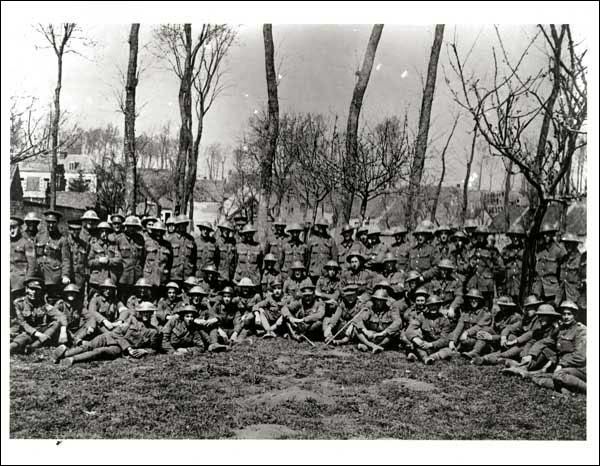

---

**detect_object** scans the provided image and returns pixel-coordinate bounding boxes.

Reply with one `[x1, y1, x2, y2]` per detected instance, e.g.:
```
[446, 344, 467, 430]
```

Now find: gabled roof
[56, 191, 97, 210]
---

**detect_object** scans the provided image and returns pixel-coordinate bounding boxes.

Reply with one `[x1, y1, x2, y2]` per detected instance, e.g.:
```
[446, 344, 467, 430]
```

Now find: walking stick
[300, 334, 316, 348]
[325, 307, 365, 346]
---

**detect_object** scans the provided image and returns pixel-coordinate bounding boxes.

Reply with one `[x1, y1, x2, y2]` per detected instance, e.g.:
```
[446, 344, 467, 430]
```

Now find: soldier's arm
[325, 304, 343, 332]
[61, 238, 72, 278]
[303, 302, 326, 323]
[161, 319, 177, 353]
[382, 307, 403, 336]
[450, 316, 466, 344]
[430, 318, 453, 349]
[25, 240, 37, 277]
[404, 316, 423, 342]
[48, 304, 69, 327]
[15, 303, 40, 337]
[559, 326, 587, 368]
[466, 310, 493, 336]
[499, 315, 523, 340]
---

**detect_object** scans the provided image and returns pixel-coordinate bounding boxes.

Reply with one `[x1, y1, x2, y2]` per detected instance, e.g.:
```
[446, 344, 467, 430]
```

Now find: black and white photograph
[2, 1, 598, 464]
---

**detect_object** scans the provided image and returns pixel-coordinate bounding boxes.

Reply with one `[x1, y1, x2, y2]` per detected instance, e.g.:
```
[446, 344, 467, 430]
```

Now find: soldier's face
[525, 306, 537, 318]
[439, 232, 448, 242]
[102, 287, 114, 299]
[220, 229, 231, 240]
[512, 236, 523, 247]
[65, 292, 77, 303]
[440, 268, 451, 279]
[326, 268, 338, 278]
[290, 231, 301, 241]
[416, 234, 425, 245]
[47, 221, 58, 234]
[415, 296, 426, 309]
[167, 224, 175, 234]
[342, 232, 353, 242]
[561, 309, 575, 325]
[407, 280, 418, 292]
[191, 295, 201, 306]
[241, 287, 252, 298]
[25, 221, 38, 232]
[368, 235, 379, 245]
[344, 293, 357, 306]
[83, 221, 93, 230]
[426, 304, 440, 317]
[564, 241, 578, 253]
[350, 257, 360, 271]
[275, 225, 285, 235]
[302, 292, 314, 305]
[292, 270, 303, 280]
[99, 230, 109, 241]
[242, 233, 254, 242]
[358, 233, 367, 243]
[373, 298, 387, 312]
[454, 239, 464, 249]
[10, 223, 20, 238]
[265, 261, 276, 271]
[138, 312, 151, 322]
[140, 288, 152, 300]
[151, 229, 163, 240]
[222, 294, 232, 305]
[384, 262, 396, 274]
[394, 234, 405, 243]
[112, 222, 123, 233]
[25, 286, 39, 300]
[167, 288, 177, 300]
[183, 313, 195, 326]
[468, 298, 480, 310]
[272, 286, 283, 298]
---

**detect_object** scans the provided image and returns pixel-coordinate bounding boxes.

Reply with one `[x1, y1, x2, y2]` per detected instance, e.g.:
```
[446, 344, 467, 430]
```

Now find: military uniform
[408, 243, 435, 280]
[254, 293, 286, 325]
[388, 241, 410, 273]
[265, 234, 286, 272]
[337, 239, 356, 271]
[261, 269, 282, 295]
[153, 297, 182, 328]
[428, 274, 464, 311]
[471, 304, 522, 357]
[560, 250, 585, 310]
[365, 241, 388, 271]
[432, 241, 453, 264]
[117, 231, 145, 291]
[281, 240, 308, 276]
[355, 300, 402, 346]
[52, 298, 84, 344]
[283, 276, 305, 303]
[195, 236, 219, 273]
[212, 300, 244, 336]
[281, 298, 326, 338]
[316, 275, 342, 303]
[307, 235, 337, 279]
[10, 234, 36, 293]
[11, 296, 67, 353]
[161, 316, 205, 353]
[37, 231, 71, 292]
[67, 234, 87, 295]
[502, 243, 524, 300]
[143, 236, 172, 288]
[404, 312, 453, 360]
[533, 242, 566, 302]
[449, 306, 493, 351]
[553, 321, 586, 393]
[340, 268, 377, 299]
[235, 241, 263, 283]
[451, 246, 472, 278]
[216, 237, 237, 283]
[81, 294, 125, 339]
[88, 238, 122, 290]
[324, 298, 361, 341]
[466, 246, 504, 299]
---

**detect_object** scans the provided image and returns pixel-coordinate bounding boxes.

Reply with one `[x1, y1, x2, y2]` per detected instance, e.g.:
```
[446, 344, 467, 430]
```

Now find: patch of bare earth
[233, 423, 300, 439]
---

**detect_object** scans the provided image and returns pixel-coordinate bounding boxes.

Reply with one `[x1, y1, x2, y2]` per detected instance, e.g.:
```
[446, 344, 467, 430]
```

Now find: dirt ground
[10, 338, 586, 439]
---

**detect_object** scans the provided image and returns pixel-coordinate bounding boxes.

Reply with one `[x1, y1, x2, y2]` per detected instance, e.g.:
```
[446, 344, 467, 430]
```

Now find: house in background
[19, 152, 97, 201]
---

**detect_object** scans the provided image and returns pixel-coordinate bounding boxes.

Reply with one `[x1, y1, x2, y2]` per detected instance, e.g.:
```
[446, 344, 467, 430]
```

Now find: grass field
[10, 338, 586, 440]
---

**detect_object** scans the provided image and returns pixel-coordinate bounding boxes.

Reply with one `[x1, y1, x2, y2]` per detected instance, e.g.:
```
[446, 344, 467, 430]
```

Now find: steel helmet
[150, 221, 166, 231]
[136, 301, 157, 313]
[291, 260, 306, 270]
[496, 296, 517, 308]
[124, 216, 142, 227]
[165, 282, 180, 290]
[264, 253, 277, 263]
[177, 304, 199, 316]
[197, 221, 214, 232]
[414, 287, 429, 297]
[507, 224, 526, 236]
[63, 284, 81, 294]
[221, 286, 234, 295]
[24, 212, 42, 223]
[189, 285, 208, 296]
[346, 250, 366, 264]
[559, 300, 579, 312]
[135, 277, 153, 288]
[287, 223, 303, 233]
[405, 270, 422, 283]
[183, 276, 199, 287]
[437, 259, 456, 270]
[237, 277, 255, 288]
[465, 288, 484, 300]
[536, 304, 561, 317]
[202, 264, 218, 274]
[97, 221, 112, 230]
[426, 294, 444, 306]
[372, 289, 389, 301]
[300, 278, 315, 293]
[383, 252, 397, 264]
[81, 210, 100, 221]
[240, 223, 257, 234]
[560, 233, 581, 243]
[523, 295, 543, 308]
[324, 260, 341, 270]
[100, 278, 117, 289]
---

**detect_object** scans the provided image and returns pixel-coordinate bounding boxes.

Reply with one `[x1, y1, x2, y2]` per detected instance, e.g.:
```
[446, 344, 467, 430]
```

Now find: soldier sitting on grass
[53, 301, 161, 366]
[260, 253, 282, 296]
[253, 277, 287, 338]
[448, 288, 493, 359]
[355, 289, 402, 354]
[280, 278, 326, 342]
[161, 304, 205, 354]
[233, 277, 262, 341]
[283, 261, 307, 304]
[11, 277, 69, 355]
[322, 284, 362, 346]
[79, 278, 127, 342]
[211, 286, 244, 345]
[404, 294, 453, 365]
[154, 282, 183, 328]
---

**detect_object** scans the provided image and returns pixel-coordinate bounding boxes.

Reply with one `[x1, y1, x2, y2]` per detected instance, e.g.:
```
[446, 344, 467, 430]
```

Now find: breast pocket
[558, 335, 575, 353]
[121, 245, 131, 259]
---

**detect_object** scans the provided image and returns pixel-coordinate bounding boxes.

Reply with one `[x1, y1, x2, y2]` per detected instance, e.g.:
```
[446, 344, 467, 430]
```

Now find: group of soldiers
[10, 209, 587, 395]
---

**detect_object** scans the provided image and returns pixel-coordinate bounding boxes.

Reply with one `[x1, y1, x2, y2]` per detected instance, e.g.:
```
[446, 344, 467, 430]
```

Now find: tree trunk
[430, 115, 457, 223]
[184, 105, 203, 214]
[359, 196, 369, 223]
[258, 24, 280, 243]
[124, 23, 140, 215]
[342, 24, 384, 224]
[405, 24, 444, 229]
[519, 197, 548, 302]
[50, 54, 63, 210]
[503, 159, 513, 230]
[461, 123, 478, 224]
[175, 24, 194, 215]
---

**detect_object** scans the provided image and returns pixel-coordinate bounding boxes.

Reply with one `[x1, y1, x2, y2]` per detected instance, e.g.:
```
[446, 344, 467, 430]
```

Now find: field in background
[10, 339, 586, 440]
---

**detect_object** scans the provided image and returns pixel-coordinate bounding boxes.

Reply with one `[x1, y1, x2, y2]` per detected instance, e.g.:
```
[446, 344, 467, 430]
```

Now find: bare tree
[204, 143, 225, 181]
[461, 124, 478, 224]
[430, 115, 459, 222]
[35, 23, 81, 209]
[448, 24, 587, 299]
[405, 24, 445, 229]
[123, 24, 140, 214]
[342, 24, 384, 224]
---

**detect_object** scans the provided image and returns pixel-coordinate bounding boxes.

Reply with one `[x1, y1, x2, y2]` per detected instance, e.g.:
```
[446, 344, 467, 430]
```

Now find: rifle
[324, 306, 365, 346]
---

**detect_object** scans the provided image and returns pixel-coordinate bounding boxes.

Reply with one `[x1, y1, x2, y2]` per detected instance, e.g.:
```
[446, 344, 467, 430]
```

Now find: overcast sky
[5, 22, 587, 188]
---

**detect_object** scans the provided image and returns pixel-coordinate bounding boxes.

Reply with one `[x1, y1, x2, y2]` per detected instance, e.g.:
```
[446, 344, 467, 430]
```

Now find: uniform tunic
[37, 232, 71, 286]
[235, 241, 262, 283]
[533, 242, 566, 298]
[117, 232, 145, 286]
[10, 235, 36, 292]
[143, 237, 172, 287]
[88, 238, 122, 286]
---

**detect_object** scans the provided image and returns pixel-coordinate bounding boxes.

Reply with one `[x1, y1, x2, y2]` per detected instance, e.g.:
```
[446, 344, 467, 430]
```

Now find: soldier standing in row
[282, 223, 308, 276]
[166, 216, 188, 288]
[432, 225, 453, 263]
[502, 224, 526, 303]
[195, 222, 219, 274]
[450, 230, 471, 278]
[365, 225, 387, 272]
[79, 210, 100, 249]
[265, 218, 287, 272]
[176, 215, 197, 279]
[307, 218, 337, 284]
[22, 212, 42, 246]
[235, 223, 263, 284]
[216, 221, 237, 284]
[10, 216, 37, 301]
[388, 226, 410, 273]
[143, 221, 172, 295]
[559, 233, 585, 324]
[532, 223, 566, 305]
[467, 225, 504, 307]
[117, 216, 146, 302]
[337, 224, 356, 269]
[66, 220, 87, 302]
[409, 221, 436, 281]
[88, 221, 122, 299]
[38, 210, 71, 302]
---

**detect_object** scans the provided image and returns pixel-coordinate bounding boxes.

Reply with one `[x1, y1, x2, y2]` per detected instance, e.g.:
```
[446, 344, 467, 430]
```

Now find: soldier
[211, 286, 244, 345]
[468, 296, 522, 362]
[463, 218, 478, 241]
[355, 289, 402, 353]
[473, 294, 542, 366]
[51, 284, 85, 349]
[55, 301, 162, 366]
[195, 221, 219, 274]
[153, 282, 182, 329]
[501, 224, 526, 303]
[88, 221, 122, 299]
[116, 216, 146, 302]
[388, 226, 410, 273]
[164, 216, 188, 289]
[140, 216, 158, 242]
[450, 230, 472, 278]
[232, 277, 262, 341]
[81, 278, 126, 340]
[399, 286, 429, 329]
[11, 277, 68, 354]
[38, 210, 71, 302]
[124, 277, 156, 311]
[316, 260, 343, 306]
[176, 215, 197, 279]
[404, 294, 453, 364]
[532, 223, 566, 305]
[264, 218, 287, 271]
[379, 253, 404, 301]
[356, 224, 370, 256]
[340, 251, 377, 301]
[280, 278, 326, 342]
[65, 220, 87, 302]
[559, 233, 585, 324]
[337, 224, 356, 270]
[79, 209, 100, 249]
[282, 223, 308, 276]
[164, 216, 177, 240]
[550, 301, 586, 394]
[323, 284, 362, 346]
[261, 253, 282, 296]
[466, 225, 504, 307]
[428, 259, 464, 318]
[216, 221, 237, 284]
[432, 225, 453, 263]
[180, 276, 200, 305]
[253, 277, 287, 337]
[10, 216, 37, 301]
[283, 261, 307, 303]
[307, 218, 338, 283]
[408, 221, 436, 281]
[143, 221, 173, 294]
[234, 223, 262, 284]
[22, 211, 42, 246]
[365, 225, 387, 272]
[198, 265, 221, 301]
[232, 212, 248, 238]
[160, 304, 205, 354]
[445, 288, 493, 359]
